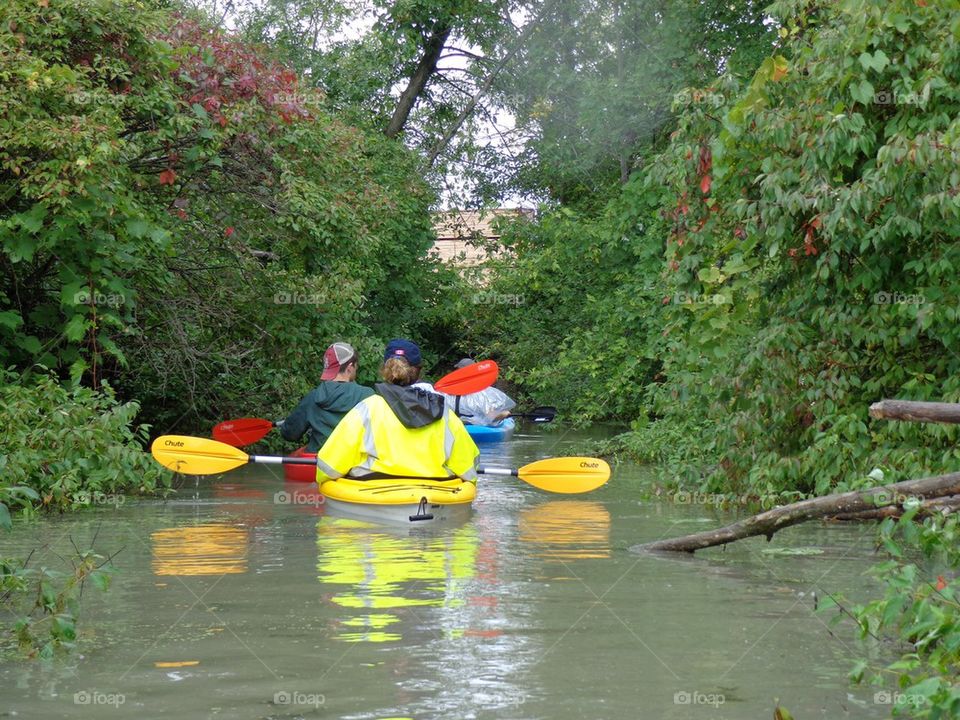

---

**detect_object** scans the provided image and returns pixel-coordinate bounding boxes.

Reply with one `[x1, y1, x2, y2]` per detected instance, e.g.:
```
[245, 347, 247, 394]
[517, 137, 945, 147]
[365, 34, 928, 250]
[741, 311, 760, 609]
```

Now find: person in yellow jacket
[315, 339, 480, 481]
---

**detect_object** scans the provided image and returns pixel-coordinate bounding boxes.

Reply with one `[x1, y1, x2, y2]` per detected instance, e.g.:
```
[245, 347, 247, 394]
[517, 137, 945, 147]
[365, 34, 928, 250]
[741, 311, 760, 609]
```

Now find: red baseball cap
[321, 342, 357, 380]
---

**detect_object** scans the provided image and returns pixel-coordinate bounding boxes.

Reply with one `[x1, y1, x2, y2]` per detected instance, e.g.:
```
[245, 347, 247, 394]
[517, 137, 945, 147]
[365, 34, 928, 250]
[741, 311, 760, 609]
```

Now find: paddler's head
[381, 339, 422, 386]
[321, 342, 359, 382]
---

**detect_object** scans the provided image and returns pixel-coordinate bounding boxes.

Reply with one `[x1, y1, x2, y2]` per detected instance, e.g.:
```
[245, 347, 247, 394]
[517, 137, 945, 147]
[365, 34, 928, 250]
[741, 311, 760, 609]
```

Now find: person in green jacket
[279, 342, 374, 452]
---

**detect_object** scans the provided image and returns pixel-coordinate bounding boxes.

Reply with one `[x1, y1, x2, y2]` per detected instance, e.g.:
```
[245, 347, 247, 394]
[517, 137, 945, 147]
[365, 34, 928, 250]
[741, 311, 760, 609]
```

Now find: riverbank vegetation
[2, 0, 959, 710]
[474, 0, 960, 499]
[466, 1, 960, 714]
[0, 0, 455, 438]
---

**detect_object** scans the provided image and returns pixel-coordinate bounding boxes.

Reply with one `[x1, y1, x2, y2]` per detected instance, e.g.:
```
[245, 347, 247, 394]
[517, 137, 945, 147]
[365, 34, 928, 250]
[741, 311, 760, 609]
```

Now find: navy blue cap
[384, 338, 422, 366]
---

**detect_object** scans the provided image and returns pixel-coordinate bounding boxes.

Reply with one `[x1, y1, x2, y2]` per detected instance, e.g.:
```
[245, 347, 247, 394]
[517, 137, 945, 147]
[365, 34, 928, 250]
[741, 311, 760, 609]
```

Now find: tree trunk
[385, 23, 452, 139]
[631, 471, 960, 554]
[869, 399, 960, 424]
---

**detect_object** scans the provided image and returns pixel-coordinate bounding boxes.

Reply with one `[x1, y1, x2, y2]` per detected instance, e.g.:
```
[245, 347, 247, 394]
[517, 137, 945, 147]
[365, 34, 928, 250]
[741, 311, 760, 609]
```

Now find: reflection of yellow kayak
[320, 477, 475, 525]
[317, 518, 479, 642]
[151, 523, 248, 576]
[518, 500, 611, 560]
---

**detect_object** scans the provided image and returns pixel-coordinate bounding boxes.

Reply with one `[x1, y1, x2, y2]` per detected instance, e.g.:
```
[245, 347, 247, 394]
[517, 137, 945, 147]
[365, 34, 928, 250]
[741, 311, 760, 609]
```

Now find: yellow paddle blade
[517, 457, 611, 494]
[151, 435, 250, 475]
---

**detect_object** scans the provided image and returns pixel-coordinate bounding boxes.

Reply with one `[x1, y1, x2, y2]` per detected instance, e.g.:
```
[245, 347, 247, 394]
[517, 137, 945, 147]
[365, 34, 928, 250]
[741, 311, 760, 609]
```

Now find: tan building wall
[431, 208, 533, 266]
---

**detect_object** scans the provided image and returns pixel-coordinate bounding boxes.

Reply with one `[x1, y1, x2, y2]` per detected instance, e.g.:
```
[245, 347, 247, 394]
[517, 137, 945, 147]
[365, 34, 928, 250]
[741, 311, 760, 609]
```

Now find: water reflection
[0, 426, 891, 720]
[212, 482, 275, 524]
[151, 523, 248, 576]
[518, 500, 611, 560]
[316, 518, 478, 643]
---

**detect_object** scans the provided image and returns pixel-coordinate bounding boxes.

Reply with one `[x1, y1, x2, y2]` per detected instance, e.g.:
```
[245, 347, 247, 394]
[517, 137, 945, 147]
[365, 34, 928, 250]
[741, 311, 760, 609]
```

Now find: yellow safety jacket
[315, 393, 480, 482]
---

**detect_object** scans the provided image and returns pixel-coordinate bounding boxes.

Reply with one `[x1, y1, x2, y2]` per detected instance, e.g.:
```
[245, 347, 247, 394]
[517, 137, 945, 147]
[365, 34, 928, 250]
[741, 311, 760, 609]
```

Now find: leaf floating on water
[154, 660, 200, 668]
[760, 547, 824, 556]
[774, 704, 795, 720]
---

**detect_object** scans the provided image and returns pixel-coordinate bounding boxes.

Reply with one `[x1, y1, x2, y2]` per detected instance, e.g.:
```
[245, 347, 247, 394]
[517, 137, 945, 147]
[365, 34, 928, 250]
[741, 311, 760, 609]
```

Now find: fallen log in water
[869, 399, 960, 424]
[827, 493, 960, 521]
[631, 471, 960, 554]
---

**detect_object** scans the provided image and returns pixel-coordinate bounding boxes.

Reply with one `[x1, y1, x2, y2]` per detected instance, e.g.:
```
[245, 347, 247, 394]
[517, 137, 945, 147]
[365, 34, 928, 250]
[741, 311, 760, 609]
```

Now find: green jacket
[280, 381, 374, 452]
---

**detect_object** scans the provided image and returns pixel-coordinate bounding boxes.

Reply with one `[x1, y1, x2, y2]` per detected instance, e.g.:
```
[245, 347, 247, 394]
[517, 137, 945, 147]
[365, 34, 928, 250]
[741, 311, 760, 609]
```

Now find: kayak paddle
[478, 456, 609, 493]
[150, 435, 610, 494]
[461, 405, 556, 424]
[432, 359, 498, 395]
[212, 359, 500, 447]
[511, 406, 556, 423]
[212, 418, 281, 446]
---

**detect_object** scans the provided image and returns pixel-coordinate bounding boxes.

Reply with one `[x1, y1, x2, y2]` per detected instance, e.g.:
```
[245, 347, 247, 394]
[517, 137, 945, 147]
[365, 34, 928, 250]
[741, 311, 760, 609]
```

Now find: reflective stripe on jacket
[315, 395, 479, 482]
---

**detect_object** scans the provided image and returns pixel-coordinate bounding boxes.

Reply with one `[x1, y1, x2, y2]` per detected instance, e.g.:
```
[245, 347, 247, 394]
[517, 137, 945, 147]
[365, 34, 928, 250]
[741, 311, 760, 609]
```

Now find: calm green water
[1, 426, 894, 719]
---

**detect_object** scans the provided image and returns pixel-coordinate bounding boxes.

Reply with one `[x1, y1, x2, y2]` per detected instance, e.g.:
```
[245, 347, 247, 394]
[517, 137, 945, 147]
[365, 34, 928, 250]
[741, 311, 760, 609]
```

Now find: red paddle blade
[212, 417, 275, 447]
[434, 360, 499, 396]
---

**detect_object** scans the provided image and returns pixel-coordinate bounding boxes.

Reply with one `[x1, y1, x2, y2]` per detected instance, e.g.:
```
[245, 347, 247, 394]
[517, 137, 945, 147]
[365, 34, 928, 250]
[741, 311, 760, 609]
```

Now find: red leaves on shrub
[159, 168, 177, 185]
[697, 144, 712, 195]
[803, 214, 822, 255]
[161, 19, 314, 131]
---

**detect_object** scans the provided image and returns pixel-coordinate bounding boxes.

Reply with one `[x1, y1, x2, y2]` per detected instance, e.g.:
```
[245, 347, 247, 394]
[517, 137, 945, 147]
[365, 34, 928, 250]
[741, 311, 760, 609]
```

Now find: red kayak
[284, 447, 317, 483]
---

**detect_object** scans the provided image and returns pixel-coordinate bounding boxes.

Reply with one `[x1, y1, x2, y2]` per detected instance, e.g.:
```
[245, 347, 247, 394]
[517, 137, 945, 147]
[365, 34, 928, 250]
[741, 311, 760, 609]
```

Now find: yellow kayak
[319, 477, 476, 524]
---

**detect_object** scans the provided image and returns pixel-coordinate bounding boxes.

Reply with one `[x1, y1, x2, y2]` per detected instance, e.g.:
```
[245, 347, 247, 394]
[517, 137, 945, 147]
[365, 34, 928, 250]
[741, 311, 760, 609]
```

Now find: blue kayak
[464, 417, 516, 443]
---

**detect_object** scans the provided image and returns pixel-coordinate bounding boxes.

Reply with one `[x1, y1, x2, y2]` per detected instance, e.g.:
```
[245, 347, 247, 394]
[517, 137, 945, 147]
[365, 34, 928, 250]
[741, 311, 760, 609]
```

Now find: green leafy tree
[501, 0, 774, 208]
[642, 0, 960, 495]
[1, 0, 453, 431]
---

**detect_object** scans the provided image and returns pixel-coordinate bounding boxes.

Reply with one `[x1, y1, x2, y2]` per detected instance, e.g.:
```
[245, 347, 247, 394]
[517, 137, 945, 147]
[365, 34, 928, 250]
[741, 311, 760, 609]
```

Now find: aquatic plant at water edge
[0, 371, 166, 519]
[0, 545, 117, 659]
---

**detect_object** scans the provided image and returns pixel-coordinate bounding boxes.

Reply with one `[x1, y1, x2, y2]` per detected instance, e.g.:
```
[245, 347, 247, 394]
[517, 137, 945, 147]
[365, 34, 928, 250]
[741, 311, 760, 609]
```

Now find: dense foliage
[473, 0, 960, 497]
[502, 0, 774, 208]
[0, 0, 453, 433]
[466, 1, 960, 713]
[0, 371, 165, 520]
